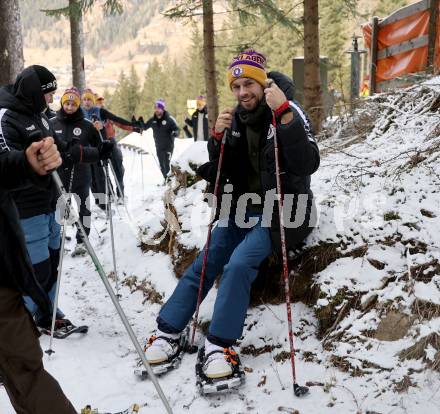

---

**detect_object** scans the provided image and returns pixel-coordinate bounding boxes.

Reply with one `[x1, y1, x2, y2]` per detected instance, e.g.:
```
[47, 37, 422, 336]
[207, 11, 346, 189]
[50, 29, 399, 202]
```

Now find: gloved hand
[133, 126, 142, 133]
[64, 144, 83, 164]
[98, 140, 115, 160]
[171, 130, 179, 138]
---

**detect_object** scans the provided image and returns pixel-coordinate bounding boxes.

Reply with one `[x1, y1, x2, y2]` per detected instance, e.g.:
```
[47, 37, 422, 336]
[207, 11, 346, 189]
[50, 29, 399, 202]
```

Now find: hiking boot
[202, 339, 238, 379]
[144, 330, 182, 364]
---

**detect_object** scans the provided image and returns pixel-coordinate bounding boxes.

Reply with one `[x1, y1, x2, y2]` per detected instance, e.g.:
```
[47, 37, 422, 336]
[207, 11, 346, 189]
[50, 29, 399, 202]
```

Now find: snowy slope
[1, 82, 440, 414]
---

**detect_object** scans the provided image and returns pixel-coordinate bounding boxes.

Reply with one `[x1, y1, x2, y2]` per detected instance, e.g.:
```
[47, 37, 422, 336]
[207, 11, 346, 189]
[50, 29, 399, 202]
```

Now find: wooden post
[427, 0, 439, 71]
[369, 16, 379, 95]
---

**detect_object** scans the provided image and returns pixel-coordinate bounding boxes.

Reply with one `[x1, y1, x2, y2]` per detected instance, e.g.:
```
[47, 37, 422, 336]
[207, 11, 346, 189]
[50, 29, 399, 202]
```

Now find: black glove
[133, 126, 142, 133]
[98, 140, 115, 160]
[171, 130, 179, 138]
[64, 144, 83, 165]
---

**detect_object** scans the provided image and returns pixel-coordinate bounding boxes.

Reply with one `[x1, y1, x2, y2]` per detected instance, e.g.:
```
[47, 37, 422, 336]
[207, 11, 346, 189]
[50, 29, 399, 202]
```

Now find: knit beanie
[61, 87, 81, 107]
[227, 48, 267, 88]
[33, 65, 57, 93]
[82, 88, 96, 104]
[155, 99, 166, 111]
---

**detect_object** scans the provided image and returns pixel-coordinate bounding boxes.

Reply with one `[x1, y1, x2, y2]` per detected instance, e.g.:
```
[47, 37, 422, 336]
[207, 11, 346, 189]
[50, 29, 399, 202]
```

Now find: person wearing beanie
[95, 95, 138, 200]
[50, 87, 112, 257]
[0, 66, 77, 413]
[141, 99, 180, 180]
[143, 48, 320, 384]
[184, 95, 209, 142]
[81, 87, 138, 207]
[0, 65, 74, 326]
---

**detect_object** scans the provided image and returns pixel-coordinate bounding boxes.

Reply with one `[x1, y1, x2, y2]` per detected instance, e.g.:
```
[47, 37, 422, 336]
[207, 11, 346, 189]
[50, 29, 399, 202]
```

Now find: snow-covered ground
[1, 81, 440, 414]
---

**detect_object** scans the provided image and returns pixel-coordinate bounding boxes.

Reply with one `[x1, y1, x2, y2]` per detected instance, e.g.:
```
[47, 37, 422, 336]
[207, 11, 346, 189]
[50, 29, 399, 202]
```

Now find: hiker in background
[51, 87, 113, 257]
[81, 88, 138, 207]
[141, 99, 180, 180]
[184, 95, 209, 142]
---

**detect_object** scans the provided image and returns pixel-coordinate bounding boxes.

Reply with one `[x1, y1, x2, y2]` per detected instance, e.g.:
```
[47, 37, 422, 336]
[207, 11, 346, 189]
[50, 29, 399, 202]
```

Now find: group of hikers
[0, 47, 319, 413]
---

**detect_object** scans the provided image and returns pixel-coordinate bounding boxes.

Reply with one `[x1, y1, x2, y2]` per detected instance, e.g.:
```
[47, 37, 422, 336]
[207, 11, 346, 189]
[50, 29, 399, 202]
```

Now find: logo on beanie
[73, 128, 82, 136]
[41, 80, 57, 92]
[232, 66, 243, 78]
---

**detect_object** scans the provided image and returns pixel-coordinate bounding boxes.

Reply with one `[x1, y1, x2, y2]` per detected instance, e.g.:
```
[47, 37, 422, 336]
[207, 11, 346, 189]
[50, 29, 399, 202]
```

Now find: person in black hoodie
[142, 99, 180, 180]
[143, 49, 319, 380]
[50, 87, 114, 257]
[184, 95, 209, 142]
[0, 136, 76, 413]
[0, 65, 73, 328]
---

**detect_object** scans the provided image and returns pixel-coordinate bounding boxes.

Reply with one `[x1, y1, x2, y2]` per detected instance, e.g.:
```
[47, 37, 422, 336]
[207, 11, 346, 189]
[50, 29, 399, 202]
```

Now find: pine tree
[0, 0, 24, 84]
[374, 0, 409, 17]
[320, 0, 350, 90]
[136, 58, 168, 119]
[126, 65, 140, 118]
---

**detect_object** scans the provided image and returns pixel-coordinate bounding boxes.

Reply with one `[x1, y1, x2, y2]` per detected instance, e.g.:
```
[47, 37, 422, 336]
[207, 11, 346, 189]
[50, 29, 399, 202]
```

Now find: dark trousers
[0, 287, 76, 414]
[110, 141, 125, 197]
[156, 148, 173, 179]
[90, 162, 107, 210]
[71, 182, 91, 244]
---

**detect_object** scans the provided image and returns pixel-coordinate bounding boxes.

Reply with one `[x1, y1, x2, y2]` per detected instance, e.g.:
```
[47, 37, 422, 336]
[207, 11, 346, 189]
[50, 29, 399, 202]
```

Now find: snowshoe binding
[195, 345, 245, 395]
[134, 327, 189, 377]
[40, 318, 89, 339]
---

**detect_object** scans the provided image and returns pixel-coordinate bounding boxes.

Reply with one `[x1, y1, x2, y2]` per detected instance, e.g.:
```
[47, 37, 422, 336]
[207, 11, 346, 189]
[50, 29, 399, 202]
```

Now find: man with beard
[50, 87, 114, 257]
[142, 49, 320, 383]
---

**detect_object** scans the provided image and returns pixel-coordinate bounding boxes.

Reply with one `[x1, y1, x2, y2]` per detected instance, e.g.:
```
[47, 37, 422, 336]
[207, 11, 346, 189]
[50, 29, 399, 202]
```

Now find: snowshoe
[195, 346, 245, 395]
[134, 327, 189, 377]
[72, 243, 87, 257]
[40, 318, 89, 339]
[80, 403, 140, 414]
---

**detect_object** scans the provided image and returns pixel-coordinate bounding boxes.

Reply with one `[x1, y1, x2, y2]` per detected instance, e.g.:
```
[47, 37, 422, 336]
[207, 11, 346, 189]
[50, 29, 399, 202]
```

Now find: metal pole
[46, 166, 75, 355]
[346, 35, 366, 109]
[370, 17, 379, 95]
[28, 130, 173, 413]
[51, 171, 174, 414]
[107, 165, 119, 296]
[189, 130, 228, 350]
[271, 112, 308, 398]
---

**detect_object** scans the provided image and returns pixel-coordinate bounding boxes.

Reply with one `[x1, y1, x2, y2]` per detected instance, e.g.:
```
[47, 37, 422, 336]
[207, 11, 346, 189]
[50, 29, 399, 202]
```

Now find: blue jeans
[20, 213, 64, 318]
[159, 214, 272, 343]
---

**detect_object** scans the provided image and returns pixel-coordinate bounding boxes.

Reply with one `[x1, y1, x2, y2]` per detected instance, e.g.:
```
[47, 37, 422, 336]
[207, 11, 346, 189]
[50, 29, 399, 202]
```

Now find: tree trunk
[0, 0, 24, 85]
[303, 0, 322, 133]
[202, 0, 218, 130]
[69, 0, 86, 92]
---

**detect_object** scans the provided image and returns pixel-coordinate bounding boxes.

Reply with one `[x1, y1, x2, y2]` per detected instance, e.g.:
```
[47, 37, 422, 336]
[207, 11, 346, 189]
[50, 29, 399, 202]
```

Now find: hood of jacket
[0, 66, 48, 115]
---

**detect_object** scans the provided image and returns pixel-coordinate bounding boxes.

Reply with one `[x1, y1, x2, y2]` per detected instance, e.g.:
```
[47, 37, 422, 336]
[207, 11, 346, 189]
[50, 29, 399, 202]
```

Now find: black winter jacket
[185, 106, 209, 141]
[50, 108, 100, 190]
[0, 147, 52, 317]
[144, 111, 180, 151]
[0, 66, 62, 219]
[197, 72, 320, 253]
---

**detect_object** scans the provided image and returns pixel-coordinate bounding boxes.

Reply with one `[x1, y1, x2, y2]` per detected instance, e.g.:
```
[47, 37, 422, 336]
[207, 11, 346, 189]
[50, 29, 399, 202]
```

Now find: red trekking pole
[188, 129, 228, 353]
[272, 112, 309, 397]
